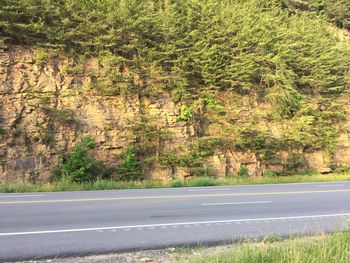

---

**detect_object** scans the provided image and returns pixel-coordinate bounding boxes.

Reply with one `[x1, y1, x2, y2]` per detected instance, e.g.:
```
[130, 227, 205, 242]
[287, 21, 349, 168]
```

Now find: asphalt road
[1, 181, 350, 262]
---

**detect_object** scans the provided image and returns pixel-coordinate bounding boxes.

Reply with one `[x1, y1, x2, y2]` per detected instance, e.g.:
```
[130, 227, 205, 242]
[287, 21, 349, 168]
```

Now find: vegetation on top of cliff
[1, 0, 349, 96]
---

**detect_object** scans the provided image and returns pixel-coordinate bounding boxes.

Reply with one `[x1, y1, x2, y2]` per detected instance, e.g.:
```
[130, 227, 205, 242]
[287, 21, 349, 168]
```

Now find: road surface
[1, 181, 350, 261]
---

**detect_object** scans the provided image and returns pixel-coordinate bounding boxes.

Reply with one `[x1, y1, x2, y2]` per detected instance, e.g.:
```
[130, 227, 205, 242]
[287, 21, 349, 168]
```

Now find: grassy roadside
[178, 230, 350, 263]
[14, 230, 350, 263]
[1, 173, 350, 193]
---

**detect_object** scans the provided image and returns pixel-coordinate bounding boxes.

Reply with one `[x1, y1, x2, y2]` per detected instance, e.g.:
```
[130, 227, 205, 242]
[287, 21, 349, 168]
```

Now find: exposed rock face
[0, 46, 349, 183]
[0, 46, 195, 182]
[226, 151, 258, 176]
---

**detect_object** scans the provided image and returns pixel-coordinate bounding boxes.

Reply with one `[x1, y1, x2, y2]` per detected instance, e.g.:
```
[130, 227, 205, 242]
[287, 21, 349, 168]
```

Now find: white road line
[201, 201, 272, 206]
[0, 195, 45, 198]
[1, 213, 349, 237]
[316, 184, 344, 187]
[188, 188, 231, 192]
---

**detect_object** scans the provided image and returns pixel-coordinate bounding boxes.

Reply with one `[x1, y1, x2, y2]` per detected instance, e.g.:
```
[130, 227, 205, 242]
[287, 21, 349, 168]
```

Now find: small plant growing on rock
[238, 164, 249, 177]
[23, 145, 30, 153]
[176, 105, 193, 122]
[35, 48, 49, 66]
[204, 97, 226, 115]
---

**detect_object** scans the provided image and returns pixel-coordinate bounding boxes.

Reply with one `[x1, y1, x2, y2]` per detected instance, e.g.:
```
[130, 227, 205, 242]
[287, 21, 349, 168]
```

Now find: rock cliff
[0, 46, 349, 183]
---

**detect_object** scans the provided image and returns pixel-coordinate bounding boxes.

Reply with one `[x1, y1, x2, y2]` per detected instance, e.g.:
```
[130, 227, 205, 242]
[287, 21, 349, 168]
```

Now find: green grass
[1, 173, 350, 193]
[170, 178, 184, 188]
[185, 230, 350, 263]
[187, 177, 218, 187]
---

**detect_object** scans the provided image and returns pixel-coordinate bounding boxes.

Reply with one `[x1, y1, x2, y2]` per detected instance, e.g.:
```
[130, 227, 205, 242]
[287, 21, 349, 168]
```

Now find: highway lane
[0, 181, 350, 261]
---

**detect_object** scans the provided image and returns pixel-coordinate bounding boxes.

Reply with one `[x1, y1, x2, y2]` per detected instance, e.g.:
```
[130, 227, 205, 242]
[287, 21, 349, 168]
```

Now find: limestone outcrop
[0, 46, 349, 183]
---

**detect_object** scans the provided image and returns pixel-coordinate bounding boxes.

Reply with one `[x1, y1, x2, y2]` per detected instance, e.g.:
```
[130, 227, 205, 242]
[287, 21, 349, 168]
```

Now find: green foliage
[23, 144, 30, 153]
[160, 150, 219, 177]
[160, 150, 203, 169]
[190, 230, 350, 263]
[131, 121, 169, 156]
[263, 170, 276, 178]
[194, 136, 233, 157]
[265, 86, 304, 118]
[263, 234, 284, 243]
[54, 136, 97, 183]
[35, 48, 49, 66]
[335, 165, 350, 174]
[283, 153, 306, 174]
[129, 120, 170, 173]
[204, 97, 226, 115]
[187, 176, 218, 187]
[120, 145, 139, 172]
[1, 0, 348, 97]
[90, 52, 133, 96]
[92, 160, 117, 181]
[170, 178, 184, 188]
[235, 125, 276, 153]
[282, 101, 342, 151]
[1, 173, 350, 193]
[159, 152, 182, 167]
[176, 105, 193, 122]
[239, 164, 249, 178]
[116, 145, 143, 181]
[301, 167, 319, 176]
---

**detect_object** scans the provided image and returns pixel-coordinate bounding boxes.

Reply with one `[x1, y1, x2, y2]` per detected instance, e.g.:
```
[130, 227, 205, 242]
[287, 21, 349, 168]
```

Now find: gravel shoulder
[13, 244, 235, 263]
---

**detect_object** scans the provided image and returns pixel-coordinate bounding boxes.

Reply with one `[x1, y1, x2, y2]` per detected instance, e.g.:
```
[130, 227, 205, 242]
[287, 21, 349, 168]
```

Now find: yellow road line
[0, 189, 350, 205]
